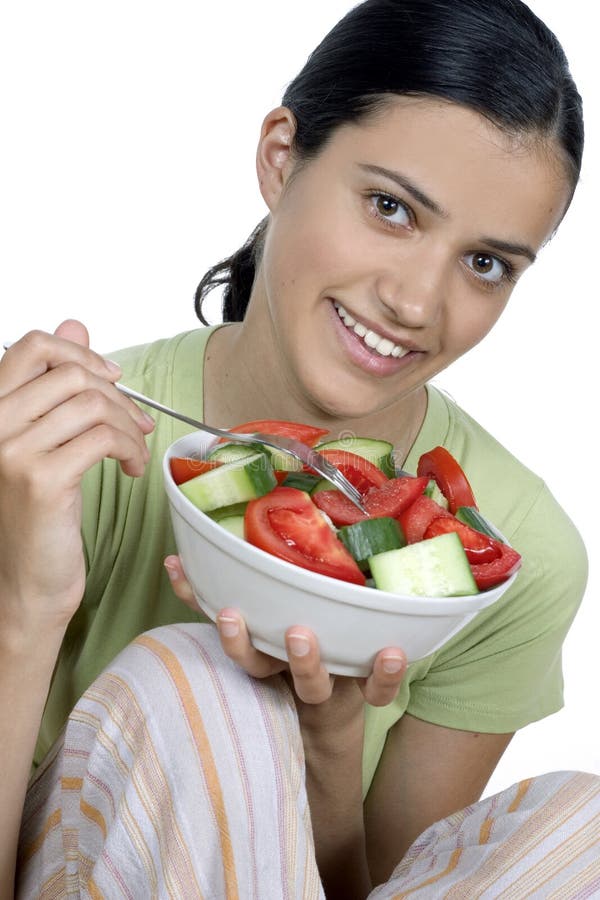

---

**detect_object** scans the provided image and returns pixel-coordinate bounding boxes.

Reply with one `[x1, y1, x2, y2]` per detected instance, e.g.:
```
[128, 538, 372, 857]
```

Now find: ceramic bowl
[163, 431, 516, 676]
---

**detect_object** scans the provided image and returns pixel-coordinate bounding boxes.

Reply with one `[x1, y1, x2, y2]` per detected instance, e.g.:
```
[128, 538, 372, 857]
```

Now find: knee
[88, 622, 297, 745]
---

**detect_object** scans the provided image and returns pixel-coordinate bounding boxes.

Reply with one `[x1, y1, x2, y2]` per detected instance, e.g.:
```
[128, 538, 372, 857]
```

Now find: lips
[328, 301, 422, 376]
[333, 302, 414, 357]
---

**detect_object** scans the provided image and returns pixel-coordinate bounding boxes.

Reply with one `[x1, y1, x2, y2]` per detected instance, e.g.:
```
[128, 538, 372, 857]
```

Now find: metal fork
[115, 384, 368, 513]
[1, 340, 366, 511]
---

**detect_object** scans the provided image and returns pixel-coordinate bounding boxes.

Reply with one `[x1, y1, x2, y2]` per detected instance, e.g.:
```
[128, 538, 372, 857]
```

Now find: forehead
[321, 96, 572, 248]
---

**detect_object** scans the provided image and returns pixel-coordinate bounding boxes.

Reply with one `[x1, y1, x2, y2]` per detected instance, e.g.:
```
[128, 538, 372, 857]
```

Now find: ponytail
[194, 217, 268, 324]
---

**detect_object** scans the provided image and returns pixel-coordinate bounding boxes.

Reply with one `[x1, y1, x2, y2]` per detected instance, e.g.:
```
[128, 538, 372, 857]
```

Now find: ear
[256, 106, 297, 211]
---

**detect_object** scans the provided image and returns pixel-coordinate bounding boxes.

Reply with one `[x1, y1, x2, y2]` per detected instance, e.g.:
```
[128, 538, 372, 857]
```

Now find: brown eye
[473, 254, 494, 274]
[377, 196, 400, 216]
[371, 193, 411, 227]
[463, 251, 508, 284]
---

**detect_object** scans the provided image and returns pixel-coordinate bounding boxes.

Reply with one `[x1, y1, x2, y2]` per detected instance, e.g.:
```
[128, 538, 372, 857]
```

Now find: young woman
[2, 0, 598, 897]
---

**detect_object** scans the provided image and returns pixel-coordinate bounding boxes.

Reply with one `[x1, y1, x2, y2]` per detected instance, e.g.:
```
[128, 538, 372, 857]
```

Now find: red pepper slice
[222, 420, 329, 446]
[169, 457, 222, 485]
[417, 446, 477, 514]
[424, 516, 502, 564]
[307, 449, 389, 494]
[397, 495, 453, 543]
[470, 543, 522, 590]
[245, 487, 365, 585]
[313, 476, 429, 527]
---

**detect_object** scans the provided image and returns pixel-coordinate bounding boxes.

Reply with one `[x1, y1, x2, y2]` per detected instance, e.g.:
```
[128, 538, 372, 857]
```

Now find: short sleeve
[405, 484, 588, 732]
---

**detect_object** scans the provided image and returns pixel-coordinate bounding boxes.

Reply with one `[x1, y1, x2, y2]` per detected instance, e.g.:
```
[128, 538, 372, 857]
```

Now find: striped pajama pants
[17, 624, 600, 899]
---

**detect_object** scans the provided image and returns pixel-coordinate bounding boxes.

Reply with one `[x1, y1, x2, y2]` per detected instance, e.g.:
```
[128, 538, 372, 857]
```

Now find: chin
[303, 381, 386, 422]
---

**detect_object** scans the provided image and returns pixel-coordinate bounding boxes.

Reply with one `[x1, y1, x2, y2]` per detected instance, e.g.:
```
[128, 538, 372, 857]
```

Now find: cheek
[264, 207, 359, 305]
[446, 292, 509, 355]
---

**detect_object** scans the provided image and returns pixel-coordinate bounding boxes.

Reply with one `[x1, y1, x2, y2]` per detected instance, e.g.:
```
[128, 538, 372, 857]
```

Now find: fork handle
[115, 384, 213, 434]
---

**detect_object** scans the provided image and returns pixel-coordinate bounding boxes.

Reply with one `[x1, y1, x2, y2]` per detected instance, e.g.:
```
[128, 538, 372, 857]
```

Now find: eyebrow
[358, 163, 537, 264]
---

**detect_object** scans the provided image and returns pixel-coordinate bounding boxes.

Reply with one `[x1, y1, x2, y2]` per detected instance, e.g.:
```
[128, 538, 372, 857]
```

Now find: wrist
[0, 608, 68, 662]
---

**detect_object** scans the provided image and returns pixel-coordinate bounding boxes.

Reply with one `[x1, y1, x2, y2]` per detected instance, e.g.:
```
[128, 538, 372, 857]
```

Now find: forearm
[302, 729, 372, 900]
[0, 621, 66, 900]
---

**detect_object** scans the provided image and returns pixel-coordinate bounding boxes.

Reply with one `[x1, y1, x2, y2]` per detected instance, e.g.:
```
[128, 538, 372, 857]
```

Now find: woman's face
[253, 96, 571, 421]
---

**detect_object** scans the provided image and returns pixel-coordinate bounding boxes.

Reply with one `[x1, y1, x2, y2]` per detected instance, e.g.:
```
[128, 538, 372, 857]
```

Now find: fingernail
[287, 634, 311, 658]
[382, 656, 405, 674]
[141, 411, 155, 427]
[104, 359, 122, 374]
[218, 616, 239, 638]
[164, 562, 178, 581]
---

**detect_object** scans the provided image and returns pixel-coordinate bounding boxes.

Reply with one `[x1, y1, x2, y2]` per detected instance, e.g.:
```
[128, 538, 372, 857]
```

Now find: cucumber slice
[369, 532, 478, 597]
[311, 477, 336, 495]
[218, 515, 246, 539]
[338, 518, 405, 567]
[208, 439, 302, 473]
[424, 479, 449, 509]
[314, 437, 395, 478]
[262, 446, 303, 472]
[281, 472, 322, 491]
[206, 501, 249, 521]
[180, 453, 276, 512]
[456, 506, 506, 543]
[207, 442, 264, 464]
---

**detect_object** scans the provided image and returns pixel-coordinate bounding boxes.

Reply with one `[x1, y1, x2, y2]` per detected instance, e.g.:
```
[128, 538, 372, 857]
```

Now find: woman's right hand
[0, 320, 155, 639]
[165, 554, 407, 709]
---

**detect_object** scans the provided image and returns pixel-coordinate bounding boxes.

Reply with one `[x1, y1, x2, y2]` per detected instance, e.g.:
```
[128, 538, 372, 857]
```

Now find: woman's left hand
[164, 554, 407, 708]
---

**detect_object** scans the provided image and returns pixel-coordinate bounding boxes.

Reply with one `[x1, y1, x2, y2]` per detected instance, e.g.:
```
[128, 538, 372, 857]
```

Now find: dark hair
[195, 0, 584, 325]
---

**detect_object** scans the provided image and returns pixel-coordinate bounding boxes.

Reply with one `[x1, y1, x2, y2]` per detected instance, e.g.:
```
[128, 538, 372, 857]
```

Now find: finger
[0, 328, 121, 397]
[0, 362, 155, 446]
[216, 608, 288, 678]
[359, 648, 407, 707]
[29, 420, 150, 481]
[164, 555, 198, 610]
[284, 628, 333, 704]
[53, 318, 90, 345]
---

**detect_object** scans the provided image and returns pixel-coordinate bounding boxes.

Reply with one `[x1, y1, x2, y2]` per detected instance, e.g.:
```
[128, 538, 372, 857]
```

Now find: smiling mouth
[334, 302, 412, 358]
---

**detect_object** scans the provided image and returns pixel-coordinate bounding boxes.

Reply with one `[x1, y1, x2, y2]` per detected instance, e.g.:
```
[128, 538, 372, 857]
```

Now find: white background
[1, 2, 597, 797]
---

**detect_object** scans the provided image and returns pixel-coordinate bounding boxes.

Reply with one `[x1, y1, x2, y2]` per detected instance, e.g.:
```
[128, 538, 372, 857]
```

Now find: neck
[202, 309, 428, 467]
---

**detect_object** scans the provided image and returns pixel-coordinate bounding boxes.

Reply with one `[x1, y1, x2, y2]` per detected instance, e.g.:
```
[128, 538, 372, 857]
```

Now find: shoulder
[426, 385, 584, 560]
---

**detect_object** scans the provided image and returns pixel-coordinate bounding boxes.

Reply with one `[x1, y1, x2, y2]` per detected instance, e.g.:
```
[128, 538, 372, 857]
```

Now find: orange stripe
[479, 817, 494, 844]
[82, 675, 198, 895]
[19, 808, 62, 866]
[508, 778, 533, 812]
[88, 876, 104, 899]
[80, 798, 108, 840]
[61, 776, 83, 791]
[136, 634, 239, 899]
[509, 807, 600, 897]
[392, 847, 463, 898]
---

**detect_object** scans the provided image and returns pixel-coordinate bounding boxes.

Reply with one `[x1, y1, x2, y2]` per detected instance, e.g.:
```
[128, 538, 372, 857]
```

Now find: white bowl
[164, 432, 517, 676]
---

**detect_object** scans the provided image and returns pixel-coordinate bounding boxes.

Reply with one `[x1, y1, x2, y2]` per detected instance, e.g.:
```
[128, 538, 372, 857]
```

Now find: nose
[374, 251, 446, 329]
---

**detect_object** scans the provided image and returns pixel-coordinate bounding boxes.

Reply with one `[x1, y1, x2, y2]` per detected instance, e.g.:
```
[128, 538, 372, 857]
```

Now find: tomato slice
[223, 420, 329, 446]
[424, 516, 502, 564]
[416, 446, 477, 514]
[307, 449, 389, 493]
[245, 487, 365, 585]
[169, 457, 222, 485]
[470, 542, 522, 590]
[313, 476, 429, 527]
[397, 495, 454, 543]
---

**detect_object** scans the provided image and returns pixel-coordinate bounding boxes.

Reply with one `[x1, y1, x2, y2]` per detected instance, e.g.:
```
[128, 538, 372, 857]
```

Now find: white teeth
[364, 330, 381, 349]
[335, 303, 411, 359]
[376, 339, 395, 357]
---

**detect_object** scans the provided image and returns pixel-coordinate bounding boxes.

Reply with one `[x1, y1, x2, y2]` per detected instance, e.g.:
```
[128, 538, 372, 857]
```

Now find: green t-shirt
[34, 327, 588, 797]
